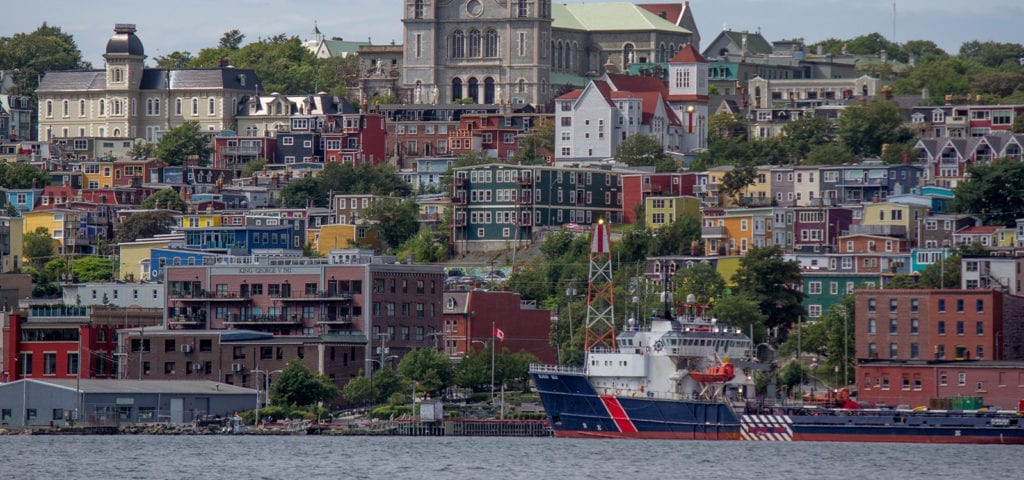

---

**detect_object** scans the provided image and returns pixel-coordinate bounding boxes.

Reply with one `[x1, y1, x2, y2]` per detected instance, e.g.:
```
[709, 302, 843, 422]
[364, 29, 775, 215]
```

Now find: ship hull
[532, 371, 1024, 444]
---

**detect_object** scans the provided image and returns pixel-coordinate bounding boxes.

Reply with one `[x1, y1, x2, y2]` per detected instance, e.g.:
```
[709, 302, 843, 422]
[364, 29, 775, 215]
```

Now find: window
[44, 353, 57, 375]
[867, 342, 877, 358]
[956, 321, 964, 336]
[808, 304, 822, 317]
[208, 98, 216, 115]
[957, 373, 966, 386]
[976, 345, 984, 360]
[889, 318, 898, 334]
[976, 299, 984, 313]
[910, 298, 919, 313]
[910, 343, 919, 359]
[808, 282, 822, 295]
[956, 299, 964, 313]
[867, 298, 876, 313]
[889, 298, 898, 313]
[867, 318, 876, 334]
[191, 98, 199, 116]
[938, 299, 945, 312]
[911, 318, 919, 334]
[938, 321, 946, 335]
[976, 321, 984, 336]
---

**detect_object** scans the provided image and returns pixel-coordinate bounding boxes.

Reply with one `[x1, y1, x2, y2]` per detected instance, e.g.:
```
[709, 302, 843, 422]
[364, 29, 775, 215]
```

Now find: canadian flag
[494, 327, 505, 342]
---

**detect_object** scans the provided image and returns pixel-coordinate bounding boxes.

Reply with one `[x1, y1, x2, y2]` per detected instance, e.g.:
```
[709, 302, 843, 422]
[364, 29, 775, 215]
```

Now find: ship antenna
[584, 219, 616, 351]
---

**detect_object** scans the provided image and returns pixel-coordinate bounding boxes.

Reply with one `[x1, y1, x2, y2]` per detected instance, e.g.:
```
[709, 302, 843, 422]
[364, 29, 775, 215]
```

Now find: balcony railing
[274, 291, 354, 301]
[317, 315, 357, 325]
[169, 291, 251, 301]
[224, 314, 301, 325]
[168, 315, 205, 325]
[219, 146, 262, 155]
[701, 226, 728, 238]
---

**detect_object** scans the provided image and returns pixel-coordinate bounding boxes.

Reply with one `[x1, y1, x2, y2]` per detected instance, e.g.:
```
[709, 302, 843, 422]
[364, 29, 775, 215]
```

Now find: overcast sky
[5, 0, 1022, 67]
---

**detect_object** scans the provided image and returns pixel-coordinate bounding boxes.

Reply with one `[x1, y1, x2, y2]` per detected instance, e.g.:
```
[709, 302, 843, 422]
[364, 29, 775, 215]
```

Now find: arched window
[414, 0, 424, 19]
[45, 100, 53, 117]
[484, 77, 495, 104]
[556, 42, 563, 70]
[451, 30, 465, 58]
[209, 98, 216, 115]
[550, 41, 555, 66]
[623, 43, 635, 66]
[113, 99, 122, 116]
[113, 128, 121, 137]
[485, 30, 498, 57]
[468, 77, 479, 103]
[99, 99, 106, 116]
[79, 99, 86, 116]
[517, 79, 526, 93]
[62, 100, 69, 117]
[175, 98, 182, 115]
[153, 98, 160, 115]
[468, 29, 481, 57]
[191, 98, 199, 116]
[452, 77, 463, 101]
[658, 43, 667, 63]
[113, 68, 123, 83]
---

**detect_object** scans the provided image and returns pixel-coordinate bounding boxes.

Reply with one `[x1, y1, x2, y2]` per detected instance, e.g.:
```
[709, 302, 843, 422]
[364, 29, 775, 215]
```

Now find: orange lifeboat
[689, 362, 735, 383]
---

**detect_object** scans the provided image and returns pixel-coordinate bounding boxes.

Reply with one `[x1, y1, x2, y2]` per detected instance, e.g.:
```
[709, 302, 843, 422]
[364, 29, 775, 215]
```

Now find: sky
[5, 0, 1023, 67]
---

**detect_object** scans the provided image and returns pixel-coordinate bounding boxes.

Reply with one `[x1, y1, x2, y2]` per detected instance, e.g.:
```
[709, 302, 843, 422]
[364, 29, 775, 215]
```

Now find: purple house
[792, 206, 854, 253]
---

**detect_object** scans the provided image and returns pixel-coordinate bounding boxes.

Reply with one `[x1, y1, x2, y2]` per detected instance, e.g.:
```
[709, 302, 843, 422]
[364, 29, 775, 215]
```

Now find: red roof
[638, 3, 683, 26]
[957, 226, 1000, 235]
[669, 43, 707, 64]
[556, 89, 583, 101]
[604, 73, 668, 96]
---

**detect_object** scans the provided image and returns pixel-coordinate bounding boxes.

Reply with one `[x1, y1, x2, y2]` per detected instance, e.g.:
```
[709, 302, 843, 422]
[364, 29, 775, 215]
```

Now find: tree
[804, 143, 858, 165]
[1014, 113, 1024, 134]
[0, 23, 88, 96]
[454, 348, 491, 389]
[69, 256, 116, 282]
[0, 162, 50, 189]
[365, 197, 420, 251]
[280, 177, 324, 208]
[114, 211, 176, 244]
[614, 134, 677, 172]
[951, 161, 1024, 226]
[879, 140, 917, 165]
[836, 101, 907, 156]
[340, 372, 374, 405]
[732, 245, 805, 341]
[647, 215, 700, 256]
[708, 113, 747, 141]
[496, 349, 539, 389]
[886, 274, 918, 289]
[512, 118, 555, 165]
[397, 348, 453, 395]
[917, 254, 961, 289]
[970, 72, 1024, 99]
[672, 263, 725, 305]
[154, 121, 212, 166]
[241, 158, 268, 178]
[140, 189, 188, 212]
[24, 227, 55, 270]
[782, 115, 831, 161]
[269, 358, 340, 407]
[710, 294, 768, 343]
[153, 51, 194, 68]
[128, 141, 156, 159]
[720, 163, 757, 203]
[958, 40, 1024, 69]
[219, 29, 245, 50]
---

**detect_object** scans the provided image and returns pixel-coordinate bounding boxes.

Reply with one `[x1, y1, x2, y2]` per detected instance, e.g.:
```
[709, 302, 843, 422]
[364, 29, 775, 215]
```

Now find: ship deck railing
[529, 363, 585, 375]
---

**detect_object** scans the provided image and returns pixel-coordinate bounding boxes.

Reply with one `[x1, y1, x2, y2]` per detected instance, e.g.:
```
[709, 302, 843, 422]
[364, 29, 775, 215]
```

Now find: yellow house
[996, 227, 1016, 248]
[176, 213, 224, 229]
[22, 208, 84, 254]
[313, 223, 380, 255]
[645, 195, 700, 229]
[81, 161, 115, 189]
[737, 166, 774, 207]
[701, 207, 775, 256]
[2, 217, 24, 271]
[118, 236, 176, 281]
[860, 202, 930, 246]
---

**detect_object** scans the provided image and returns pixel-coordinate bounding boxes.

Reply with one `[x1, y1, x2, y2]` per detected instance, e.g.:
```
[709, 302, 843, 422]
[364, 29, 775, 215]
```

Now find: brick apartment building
[442, 290, 556, 364]
[853, 289, 1024, 408]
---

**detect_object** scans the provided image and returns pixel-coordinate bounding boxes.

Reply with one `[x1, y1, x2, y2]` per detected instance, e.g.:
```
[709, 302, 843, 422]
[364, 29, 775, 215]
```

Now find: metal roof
[37, 68, 260, 93]
[552, 2, 691, 34]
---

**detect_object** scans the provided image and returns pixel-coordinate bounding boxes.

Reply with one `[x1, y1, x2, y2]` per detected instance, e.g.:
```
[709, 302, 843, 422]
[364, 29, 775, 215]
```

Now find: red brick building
[322, 113, 387, 166]
[854, 289, 1024, 408]
[448, 113, 550, 161]
[442, 290, 556, 364]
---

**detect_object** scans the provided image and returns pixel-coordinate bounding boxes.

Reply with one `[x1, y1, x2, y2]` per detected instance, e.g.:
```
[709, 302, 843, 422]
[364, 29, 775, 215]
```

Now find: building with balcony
[321, 113, 387, 166]
[911, 103, 1024, 139]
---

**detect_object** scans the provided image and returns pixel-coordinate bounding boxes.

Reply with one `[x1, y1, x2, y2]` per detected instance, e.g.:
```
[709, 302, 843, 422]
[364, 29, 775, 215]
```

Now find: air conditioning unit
[232, 363, 243, 372]
[180, 344, 193, 353]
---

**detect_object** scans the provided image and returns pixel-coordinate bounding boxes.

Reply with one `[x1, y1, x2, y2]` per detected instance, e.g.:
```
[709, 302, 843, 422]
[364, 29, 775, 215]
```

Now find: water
[3, 436, 1017, 480]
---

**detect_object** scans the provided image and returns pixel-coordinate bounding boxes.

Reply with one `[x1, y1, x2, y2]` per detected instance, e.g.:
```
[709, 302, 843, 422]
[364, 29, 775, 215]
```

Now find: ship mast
[584, 219, 616, 351]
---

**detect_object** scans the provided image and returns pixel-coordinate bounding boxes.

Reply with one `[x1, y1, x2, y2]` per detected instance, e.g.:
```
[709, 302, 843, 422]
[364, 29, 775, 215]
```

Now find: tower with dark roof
[103, 24, 145, 92]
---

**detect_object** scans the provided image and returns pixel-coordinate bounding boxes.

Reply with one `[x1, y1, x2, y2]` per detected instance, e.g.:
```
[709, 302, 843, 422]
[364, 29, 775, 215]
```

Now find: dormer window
[446, 297, 456, 310]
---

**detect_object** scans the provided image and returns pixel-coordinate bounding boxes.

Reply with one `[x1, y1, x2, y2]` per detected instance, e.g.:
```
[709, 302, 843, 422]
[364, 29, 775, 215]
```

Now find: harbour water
[3, 435, 1016, 480]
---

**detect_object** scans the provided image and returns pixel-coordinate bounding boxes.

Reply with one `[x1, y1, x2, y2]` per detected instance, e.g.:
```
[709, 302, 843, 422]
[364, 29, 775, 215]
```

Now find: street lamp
[250, 368, 283, 425]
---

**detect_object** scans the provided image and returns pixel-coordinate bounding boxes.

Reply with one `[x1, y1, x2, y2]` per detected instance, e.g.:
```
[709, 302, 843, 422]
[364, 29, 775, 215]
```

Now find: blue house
[4, 188, 43, 213]
[180, 225, 293, 255]
[149, 248, 222, 281]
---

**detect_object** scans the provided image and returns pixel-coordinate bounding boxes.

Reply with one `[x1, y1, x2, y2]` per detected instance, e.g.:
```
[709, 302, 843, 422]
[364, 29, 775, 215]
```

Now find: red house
[322, 113, 388, 166]
[448, 114, 551, 161]
[621, 173, 696, 224]
[442, 290, 556, 364]
[212, 136, 278, 176]
[2, 309, 118, 382]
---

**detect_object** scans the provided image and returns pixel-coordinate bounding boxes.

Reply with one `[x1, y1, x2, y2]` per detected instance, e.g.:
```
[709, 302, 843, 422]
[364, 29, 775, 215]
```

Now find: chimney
[921, 88, 929, 100]
[880, 49, 887, 63]
[944, 95, 952, 106]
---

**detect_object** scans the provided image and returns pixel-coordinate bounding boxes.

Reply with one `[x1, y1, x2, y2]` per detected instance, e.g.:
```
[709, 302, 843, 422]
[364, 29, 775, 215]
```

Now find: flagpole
[491, 321, 496, 408]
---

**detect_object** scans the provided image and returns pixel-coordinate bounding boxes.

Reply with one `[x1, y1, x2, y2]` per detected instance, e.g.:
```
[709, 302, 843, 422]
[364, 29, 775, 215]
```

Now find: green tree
[370, 366, 404, 404]
[0, 23, 88, 96]
[647, 215, 700, 256]
[241, 158, 268, 178]
[140, 188, 188, 212]
[614, 133, 677, 172]
[454, 348, 491, 389]
[969, 72, 1024, 99]
[880, 140, 917, 165]
[890, 57, 983, 102]
[270, 358, 340, 407]
[720, 163, 757, 204]
[153, 51, 194, 68]
[903, 40, 947, 63]
[1013, 113, 1024, 134]
[114, 211, 176, 244]
[951, 161, 1024, 226]
[732, 245, 805, 341]
[0, 162, 50, 189]
[400, 229, 451, 263]
[128, 141, 156, 159]
[710, 293, 768, 343]
[397, 348, 454, 395]
[24, 226, 55, 270]
[154, 121, 212, 166]
[365, 197, 420, 251]
[341, 372, 374, 405]
[708, 113, 747, 141]
[672, 262, 725, 305]
[496, 349, 539, 389]
[782, 115, 832, 161]
[804, 143, 858, 165]
[917, 254, 961, 289]
[886, 274, 918, 289]
[512, 118, 555, 165]
[836, 101, 907, 156]
[280, 177, 324, 208]
[66, 256, 115, 282]
[958, 40, 1024, 69]
[219, 29, 245, 50]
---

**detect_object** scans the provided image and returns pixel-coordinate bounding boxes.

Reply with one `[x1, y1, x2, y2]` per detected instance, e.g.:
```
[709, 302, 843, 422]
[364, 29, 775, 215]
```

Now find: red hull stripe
[598, 395, 638, 433]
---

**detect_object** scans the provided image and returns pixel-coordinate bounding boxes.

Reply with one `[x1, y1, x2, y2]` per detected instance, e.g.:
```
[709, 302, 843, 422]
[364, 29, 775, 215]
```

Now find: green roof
[322, 39, 369, 57]
[552, 2, 691, 34]
[721, 31, 773, 55]
[551, 72, 590, 88]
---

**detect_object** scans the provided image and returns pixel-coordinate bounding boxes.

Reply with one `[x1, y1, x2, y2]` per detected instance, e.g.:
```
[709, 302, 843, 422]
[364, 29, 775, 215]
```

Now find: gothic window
[62, 100, 69, 117]
[468, 77, 479, 103]
[451, 30, 465, 58]
[468, 29, 481, 58]
[484, 77, 495, 104]
[175, 98, 182, 115]
[452, 77, 463, 101]
[623, 43, 635, 66]
[658, 42, 667, 63]
[485, 29, 498, 57]
[191, 98, 199, 116]
[556, 42, 563, 69]
[209, 98, 216, 115]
